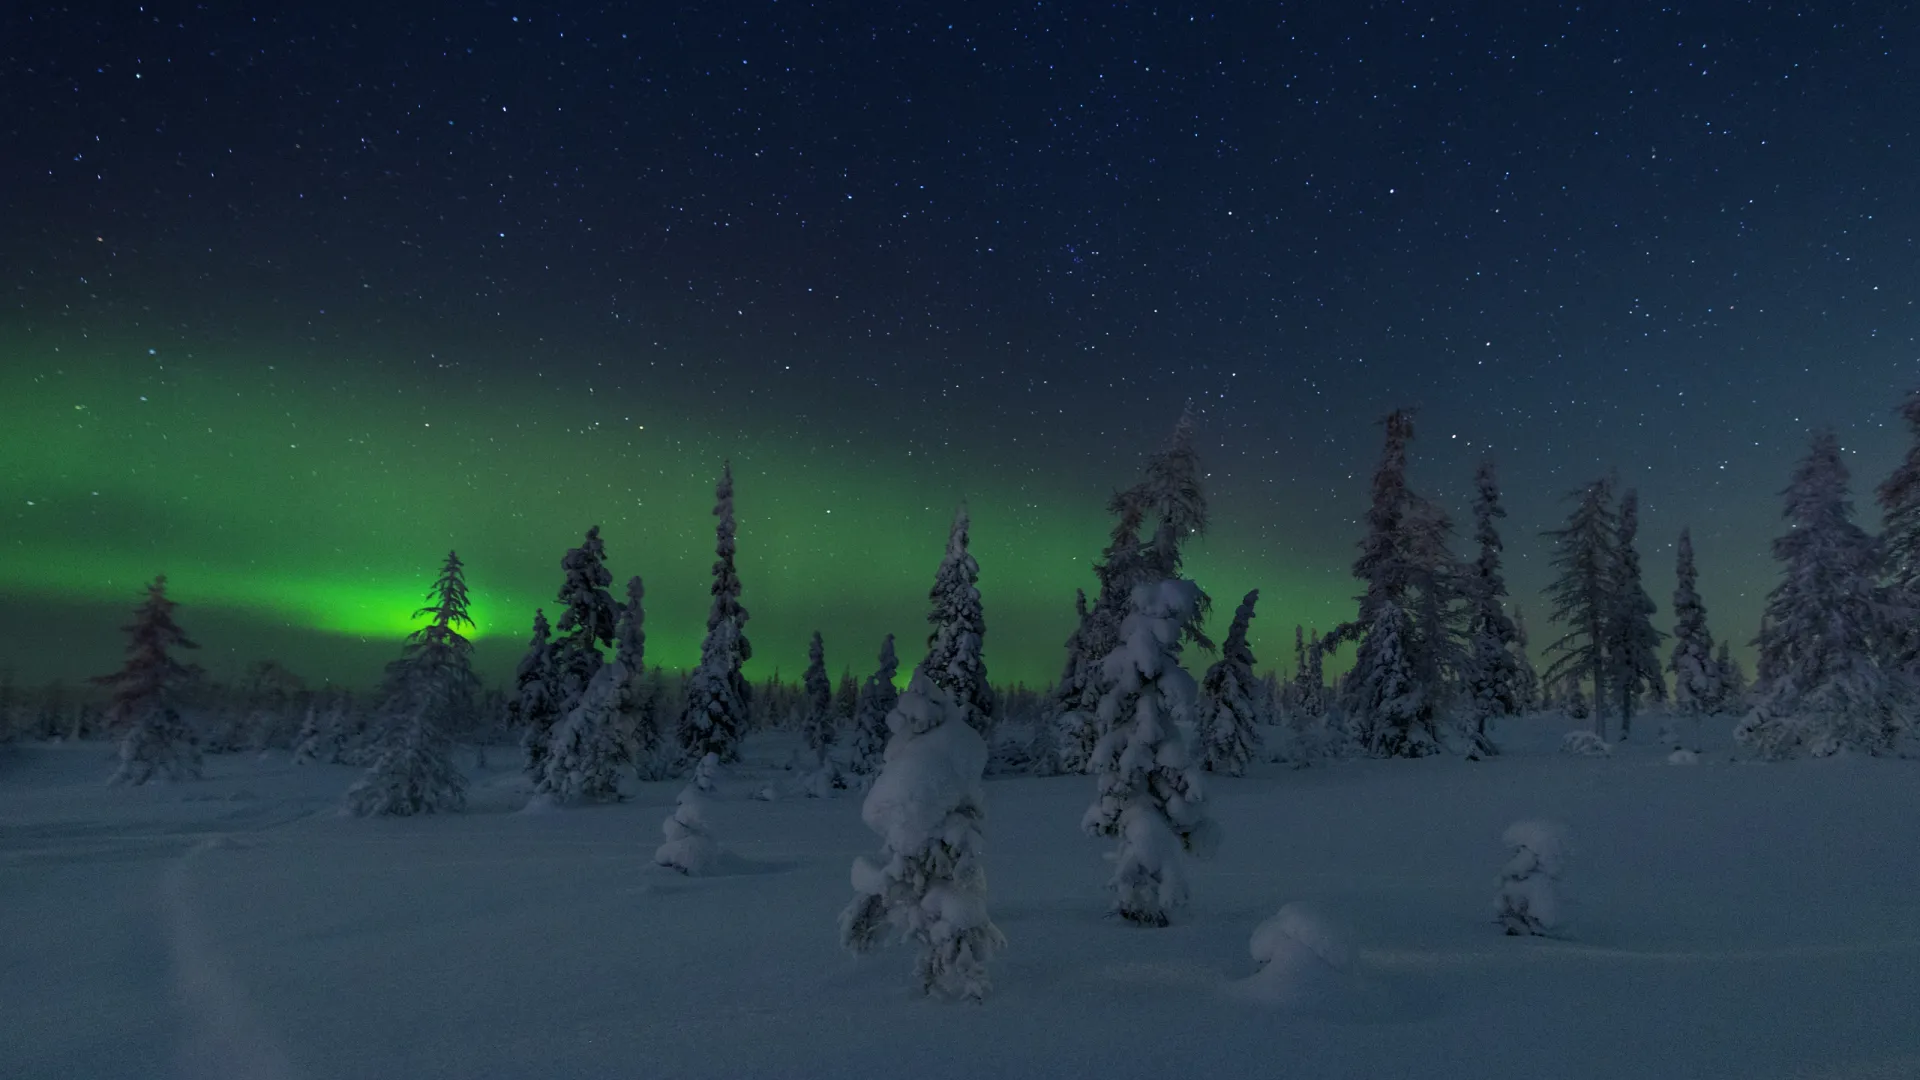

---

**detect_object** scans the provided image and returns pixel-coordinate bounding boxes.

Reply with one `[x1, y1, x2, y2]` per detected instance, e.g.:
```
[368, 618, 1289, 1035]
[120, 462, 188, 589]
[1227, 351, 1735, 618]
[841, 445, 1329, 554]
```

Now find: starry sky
[3, 2, 1916, 690]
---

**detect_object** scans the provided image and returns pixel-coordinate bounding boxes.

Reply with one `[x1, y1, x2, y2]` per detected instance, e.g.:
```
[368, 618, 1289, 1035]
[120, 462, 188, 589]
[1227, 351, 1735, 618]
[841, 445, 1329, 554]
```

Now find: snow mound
[1560, 730, 1613, 757]
[1239, 902, 1356, 1006]
[1666, 748, 1700, 765]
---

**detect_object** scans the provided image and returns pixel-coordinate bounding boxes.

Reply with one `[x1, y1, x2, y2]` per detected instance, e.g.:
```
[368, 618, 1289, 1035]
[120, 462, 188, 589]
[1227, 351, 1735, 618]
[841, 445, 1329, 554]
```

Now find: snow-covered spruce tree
[1497, 820, 1567, 936]
[918, 504, 994, 737]
[848, 634, 901, 777]
[1040, 588, 1100, 775]
[541, 661, 633, 803]
[679, 462, 753, 763]
[512, 610, 563, 785]
[1542, 475, 1619, 739]
[614, 576, 668, 780]
[836, 668, 859, 724]
[1346, 598, 1425, 757]
[1875, 388, 1920, 672]
[839, 672, 1004, 1000]
[1738, 432, 1907, 758]
[1510, 605, 1541, 713]
[1084, 578, 1219, 926]
[1461, 460, 1523, 753]
[1055, 495, 1155, 771]
[1604, 490, 1666, 740]
[1196, 589, 1262, 775]
[1337, 410, 1458, 757]
[656, 753, 723, 875]
[550, 526, 621, 720]
[800, 630, 837, 761]
[344, 551, 476, 816]
[98, 576, 204, 785]
[1668, 529, 1727, 734]
[1716, 642, 1749, 709]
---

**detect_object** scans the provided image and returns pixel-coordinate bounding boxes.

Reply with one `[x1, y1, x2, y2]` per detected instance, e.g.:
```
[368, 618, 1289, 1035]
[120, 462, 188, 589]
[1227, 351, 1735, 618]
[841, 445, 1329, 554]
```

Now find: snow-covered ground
[4, 721, 1917, 1080]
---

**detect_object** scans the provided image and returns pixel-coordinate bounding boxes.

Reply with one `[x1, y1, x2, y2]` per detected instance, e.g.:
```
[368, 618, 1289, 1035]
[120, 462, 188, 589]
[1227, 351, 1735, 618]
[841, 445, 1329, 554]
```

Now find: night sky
[3, 3, 1916, 690]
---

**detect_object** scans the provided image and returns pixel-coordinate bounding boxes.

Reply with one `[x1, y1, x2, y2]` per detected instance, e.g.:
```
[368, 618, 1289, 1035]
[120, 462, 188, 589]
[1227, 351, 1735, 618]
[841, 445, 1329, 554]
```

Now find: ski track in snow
[163, 837, 300, 1080]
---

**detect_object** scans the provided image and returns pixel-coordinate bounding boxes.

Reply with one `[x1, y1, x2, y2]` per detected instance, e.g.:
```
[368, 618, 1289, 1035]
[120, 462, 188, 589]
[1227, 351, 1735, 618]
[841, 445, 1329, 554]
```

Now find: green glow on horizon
[0, 331, 1359, 686]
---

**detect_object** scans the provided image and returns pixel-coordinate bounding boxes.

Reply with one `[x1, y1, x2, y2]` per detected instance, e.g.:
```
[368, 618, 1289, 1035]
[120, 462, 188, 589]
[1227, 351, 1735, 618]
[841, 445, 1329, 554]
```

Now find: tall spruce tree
[919, 504, 993, 736]
[1738, 432, 1907, 758]
[1195, 589, 1262, 775]
[1052, 501, 1148, 771]
[849, 634, 901, 777]
[615, 576, 666, 779]
[1462, 460, 1523, 751]
[1668, 529, 1727, 728]
[1605, 490, 1666, 739]
[99, 575, 203, 785]
[344, 551, 476, 815]
[513, 610, 562, 785]
[800, 630, 837, 760]
[1543, 476, 1619, 738]
[531, 528, 620, 796]
[550, 526, 620, 711]
[1054, 408, 1214, 770]
[1875, 388, 1920, 672]
[1338, 409, 1456, 757]
[680, 462, 753, 762]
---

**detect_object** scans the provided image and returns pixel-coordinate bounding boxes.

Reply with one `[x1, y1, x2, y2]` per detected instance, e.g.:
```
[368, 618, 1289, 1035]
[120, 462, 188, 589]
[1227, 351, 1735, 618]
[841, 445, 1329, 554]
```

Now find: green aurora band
[1, 334, 1359, 689]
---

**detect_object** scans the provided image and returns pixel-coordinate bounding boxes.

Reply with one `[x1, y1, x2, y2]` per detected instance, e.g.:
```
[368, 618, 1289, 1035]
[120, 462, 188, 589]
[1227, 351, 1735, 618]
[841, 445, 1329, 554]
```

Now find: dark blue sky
[3, 2, 1916, 684]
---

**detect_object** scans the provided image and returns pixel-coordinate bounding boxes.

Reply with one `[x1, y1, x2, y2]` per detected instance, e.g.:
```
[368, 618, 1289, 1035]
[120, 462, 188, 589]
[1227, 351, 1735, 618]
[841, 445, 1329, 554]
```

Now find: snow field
[3, 723, 1918, 1080]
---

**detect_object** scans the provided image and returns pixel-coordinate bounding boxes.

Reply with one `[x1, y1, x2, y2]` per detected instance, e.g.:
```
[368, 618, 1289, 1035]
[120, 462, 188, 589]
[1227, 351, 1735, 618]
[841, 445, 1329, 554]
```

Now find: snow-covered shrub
[839, 673, 1003, 1001]
[655, 784, 721, 875]
[1559, 729, 1612, 757]
[342, 706, 469, 817]
[1666, 748, 1700, 765]
[1497, 819, 1567, 936]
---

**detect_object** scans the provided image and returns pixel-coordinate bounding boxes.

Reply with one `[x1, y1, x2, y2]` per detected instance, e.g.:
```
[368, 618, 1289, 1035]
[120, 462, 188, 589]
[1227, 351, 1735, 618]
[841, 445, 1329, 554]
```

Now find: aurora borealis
[4, 4, 1917, 689]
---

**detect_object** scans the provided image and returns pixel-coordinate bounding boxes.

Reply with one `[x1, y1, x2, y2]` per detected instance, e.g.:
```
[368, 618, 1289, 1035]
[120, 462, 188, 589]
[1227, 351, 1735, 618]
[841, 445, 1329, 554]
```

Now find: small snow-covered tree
[1497, 820, 1568, 936]
[1462, 460, 1523, 753]
[1668, 528, 1727, 732]
[840, 673, 1004, 1000]
[1084, 578, 1219, 926]
[848, 634, 900, 777]
[98, 575, 203, 785]
[1543, 476, 1618, 738]
[344, 551, 476, 816]
[656, 754, 723, 875]
[918, 504, 993, 737]
[1605, 490, 1666, 740]
[512, 610, 563, 784]
[800, 630, 836, 760]
[679, 463, 753, 762]
[1738, 432, 1907, 758]
[1195, 589, 1262, 775]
